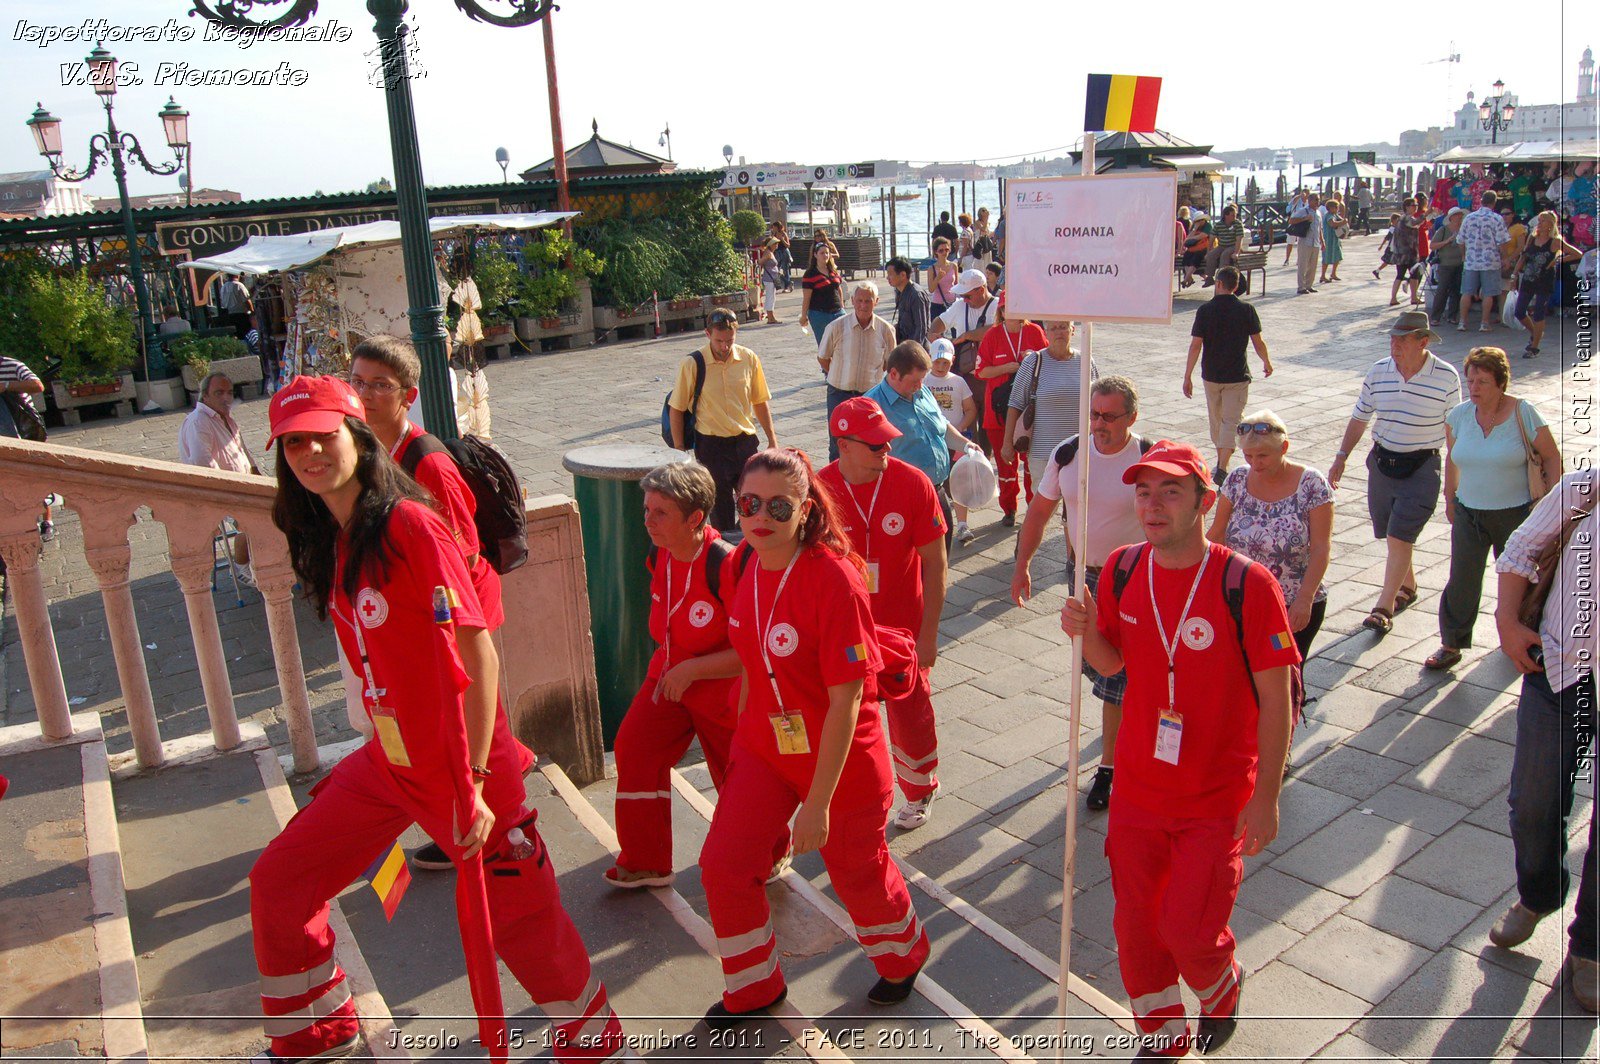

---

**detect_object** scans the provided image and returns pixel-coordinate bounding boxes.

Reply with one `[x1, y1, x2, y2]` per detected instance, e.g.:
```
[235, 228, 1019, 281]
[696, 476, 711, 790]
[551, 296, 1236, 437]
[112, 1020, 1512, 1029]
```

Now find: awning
[1304, 160, 1394, 181]
[1151, 154, 1228, 172]
[180, 211, 579, 275]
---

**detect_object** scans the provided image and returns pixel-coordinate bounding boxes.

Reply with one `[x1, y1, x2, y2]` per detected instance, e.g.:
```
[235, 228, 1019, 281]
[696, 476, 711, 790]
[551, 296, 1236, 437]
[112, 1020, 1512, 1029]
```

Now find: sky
[1, 0, 1595, 203]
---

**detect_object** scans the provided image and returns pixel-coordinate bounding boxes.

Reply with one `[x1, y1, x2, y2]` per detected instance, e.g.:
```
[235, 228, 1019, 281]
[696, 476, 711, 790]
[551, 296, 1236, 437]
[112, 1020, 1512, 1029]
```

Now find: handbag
[1518, 499, 1595, 628]
[1513, 398, 1549, 502]
[1009, 353, 1046, 456]
[1372, 442, 1434, 480]
[3, 392, 47, 443]
[1286, 218, 1312, 239]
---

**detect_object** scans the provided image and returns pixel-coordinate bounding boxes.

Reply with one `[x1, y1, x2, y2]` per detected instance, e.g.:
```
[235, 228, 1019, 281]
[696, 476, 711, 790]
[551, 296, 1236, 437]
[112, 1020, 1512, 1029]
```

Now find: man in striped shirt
[1201, 205, 1249, 286]
[1490, 469, 1596, 1012]
[1328, 310, 1462, 634]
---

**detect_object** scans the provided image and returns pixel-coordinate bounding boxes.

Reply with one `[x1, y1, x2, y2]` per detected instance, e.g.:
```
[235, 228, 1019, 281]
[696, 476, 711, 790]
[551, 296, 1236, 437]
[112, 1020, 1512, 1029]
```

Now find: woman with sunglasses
[1207, 410, 1335, 659]
[249, 375, 623, 1064]
[800, 243, 845, 345]
[698, 448, 930, 1026]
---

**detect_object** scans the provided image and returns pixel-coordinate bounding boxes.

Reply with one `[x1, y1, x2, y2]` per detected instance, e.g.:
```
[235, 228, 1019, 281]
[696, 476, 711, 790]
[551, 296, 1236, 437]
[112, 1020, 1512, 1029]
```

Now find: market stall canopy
[1150, 154, 1229, 172]
[179, 212, 579, 276]
[1304, 159, 1394, 181]
[1429, 140, 1597, 165]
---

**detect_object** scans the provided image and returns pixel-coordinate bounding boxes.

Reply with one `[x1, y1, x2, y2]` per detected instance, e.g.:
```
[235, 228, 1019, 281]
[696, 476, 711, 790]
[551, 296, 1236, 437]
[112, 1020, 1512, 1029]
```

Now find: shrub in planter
[470, 248, 520, 326]
[511, 230, 602, 321]
[19, 268, 135, 384]
[731, 209, 767, 248]
[168, 332, 250, 373]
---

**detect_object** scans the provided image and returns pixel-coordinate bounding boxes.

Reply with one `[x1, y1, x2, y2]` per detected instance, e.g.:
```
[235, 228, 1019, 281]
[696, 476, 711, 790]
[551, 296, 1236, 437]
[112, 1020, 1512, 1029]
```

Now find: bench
[1235, 250, 1269, 297]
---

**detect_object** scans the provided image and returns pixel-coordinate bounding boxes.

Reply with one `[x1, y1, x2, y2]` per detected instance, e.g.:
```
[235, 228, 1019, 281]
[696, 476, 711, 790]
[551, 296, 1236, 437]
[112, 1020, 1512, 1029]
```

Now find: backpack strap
[1109, 542, 1148, 601]
[645, 545, 659, 576]
[1136, 436, 1154, 456]
[703, 536, 736, 604]
[690, 349, 707, 413]
[1051, 434, 1080, 471]
[397, 430, 446, 478]
[1220, 550, 1251, 655]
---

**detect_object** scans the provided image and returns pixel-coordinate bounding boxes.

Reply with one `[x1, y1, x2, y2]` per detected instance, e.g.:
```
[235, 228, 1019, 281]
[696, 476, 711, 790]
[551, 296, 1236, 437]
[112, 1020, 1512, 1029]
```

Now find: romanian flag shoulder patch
[845, 643, 869, 664]
[1084, 74, 1162, 133]
[1269, 631, 1294, 652]
[365, 841, 412, 921]
[432, 584, 461, 625]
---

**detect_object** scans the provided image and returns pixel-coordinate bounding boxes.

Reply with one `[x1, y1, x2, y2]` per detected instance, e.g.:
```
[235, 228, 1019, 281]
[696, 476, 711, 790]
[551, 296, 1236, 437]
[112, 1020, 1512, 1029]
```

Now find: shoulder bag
[1518, 501, 1595, 629]
[1513, 398, 1549, 502]
[3, 392, 47, 443]
[1009, 353, 1047, 456]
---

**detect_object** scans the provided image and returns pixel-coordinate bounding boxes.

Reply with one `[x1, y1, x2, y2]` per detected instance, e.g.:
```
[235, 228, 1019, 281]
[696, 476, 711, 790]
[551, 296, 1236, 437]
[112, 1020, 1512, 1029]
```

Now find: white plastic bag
[948, 447, 998, 510]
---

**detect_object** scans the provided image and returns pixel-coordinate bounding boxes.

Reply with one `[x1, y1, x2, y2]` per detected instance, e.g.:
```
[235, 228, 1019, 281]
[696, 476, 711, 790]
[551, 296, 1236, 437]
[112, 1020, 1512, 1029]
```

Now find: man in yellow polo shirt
[669, 309, 779, 530]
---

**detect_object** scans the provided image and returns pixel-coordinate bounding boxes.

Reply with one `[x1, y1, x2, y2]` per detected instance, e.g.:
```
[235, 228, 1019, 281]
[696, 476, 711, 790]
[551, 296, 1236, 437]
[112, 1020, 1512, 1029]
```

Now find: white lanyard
[1147, 549, 1213, 711]
[336, 602, 385, 709]
[844, 475, 884, 559]
[661, 537, 706, 665]
[752, 549, 801, 717]
[1000, 326, 1022, 362]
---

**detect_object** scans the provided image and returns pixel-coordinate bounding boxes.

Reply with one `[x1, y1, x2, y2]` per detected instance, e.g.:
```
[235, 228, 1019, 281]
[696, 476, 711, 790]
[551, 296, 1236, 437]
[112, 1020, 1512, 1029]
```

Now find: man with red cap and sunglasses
[1062, 440, 1297, 1060]
[818, 396, 948, 829]
[249, 375, 623, 1064]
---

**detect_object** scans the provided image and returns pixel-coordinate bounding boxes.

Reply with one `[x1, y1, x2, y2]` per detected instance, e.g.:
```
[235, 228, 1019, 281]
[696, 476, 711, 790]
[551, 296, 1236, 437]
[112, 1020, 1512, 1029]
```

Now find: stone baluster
[0, 533, 72, 740]
[83, 534, 163, 769]
[253, 562, 319, 774]
[168, 542, 243, 753]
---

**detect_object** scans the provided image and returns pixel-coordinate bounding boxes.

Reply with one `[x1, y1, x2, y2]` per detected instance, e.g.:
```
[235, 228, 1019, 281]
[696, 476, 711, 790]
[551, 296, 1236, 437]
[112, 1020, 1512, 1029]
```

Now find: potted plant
[12, 268, 140, 421]
[512, 230, 602, 339]
[469, 249, 519, 342]
[168, 332, 261, 397]
[731, 209, 767, 249]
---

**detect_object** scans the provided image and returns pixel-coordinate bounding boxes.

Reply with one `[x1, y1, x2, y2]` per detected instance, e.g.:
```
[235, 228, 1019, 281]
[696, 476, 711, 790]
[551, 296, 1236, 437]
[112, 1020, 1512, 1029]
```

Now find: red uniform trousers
[1106, 801, 1245, 1057]
[884, 667, 939, 802]
[250, 742, 623, 1062]
[698, 732, 930, 1012]
[613, 674, 736, 875]
[993, 448, 1033, 515]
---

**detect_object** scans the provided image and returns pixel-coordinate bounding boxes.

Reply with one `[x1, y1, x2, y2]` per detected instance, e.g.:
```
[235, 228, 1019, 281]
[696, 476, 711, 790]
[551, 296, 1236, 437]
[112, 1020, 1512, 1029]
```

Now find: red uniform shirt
[818, 457, 945, 635]
[394, 422, 504, 631]
[1095, 542, 1300, 819]
[646, 527, 739, 719]
[975, 322, 1047, 429]
[331, 501, 533, 803]
[728, 547, 882, 771]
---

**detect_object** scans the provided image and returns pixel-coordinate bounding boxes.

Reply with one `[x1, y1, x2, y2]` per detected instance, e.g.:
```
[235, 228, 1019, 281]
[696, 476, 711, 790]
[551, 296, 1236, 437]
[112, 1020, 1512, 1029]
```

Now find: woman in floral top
[1207, 410, 1335, 658]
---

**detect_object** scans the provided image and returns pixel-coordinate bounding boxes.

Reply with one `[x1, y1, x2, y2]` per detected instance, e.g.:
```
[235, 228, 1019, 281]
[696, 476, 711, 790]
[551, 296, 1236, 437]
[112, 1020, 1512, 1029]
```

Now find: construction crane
[1427, 44, 1462, 110]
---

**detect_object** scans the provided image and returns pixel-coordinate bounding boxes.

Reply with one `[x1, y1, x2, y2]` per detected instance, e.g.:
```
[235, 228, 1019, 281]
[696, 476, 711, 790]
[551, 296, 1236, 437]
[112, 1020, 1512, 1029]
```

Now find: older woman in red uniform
[607, 460, 787, 888]
[698, 448, 931, 1026]
[248, 376, 622, 1063]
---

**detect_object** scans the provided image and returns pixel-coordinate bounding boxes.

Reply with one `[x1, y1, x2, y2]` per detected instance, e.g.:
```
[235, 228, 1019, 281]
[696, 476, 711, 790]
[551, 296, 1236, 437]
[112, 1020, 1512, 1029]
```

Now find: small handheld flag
[365, 841, 413, 921]
[1084, 74, 1162, 133]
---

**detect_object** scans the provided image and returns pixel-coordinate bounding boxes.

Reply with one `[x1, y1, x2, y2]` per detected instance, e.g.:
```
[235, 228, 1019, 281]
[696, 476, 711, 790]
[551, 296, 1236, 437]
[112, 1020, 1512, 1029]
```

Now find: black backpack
[1050, 433, 1154, 471]
[1109, 542, 1306, 723]
[400, 433, 529, 575]
[660, 350, 707, 449]
[646, 536, 751, 606]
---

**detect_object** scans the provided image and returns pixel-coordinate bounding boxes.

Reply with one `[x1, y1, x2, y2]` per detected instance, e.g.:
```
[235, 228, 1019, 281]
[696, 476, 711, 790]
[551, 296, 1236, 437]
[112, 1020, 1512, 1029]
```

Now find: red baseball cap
[830, 396, 902, 445]
[1121, 439, 1213, 488]
[265, 374, 366, 447]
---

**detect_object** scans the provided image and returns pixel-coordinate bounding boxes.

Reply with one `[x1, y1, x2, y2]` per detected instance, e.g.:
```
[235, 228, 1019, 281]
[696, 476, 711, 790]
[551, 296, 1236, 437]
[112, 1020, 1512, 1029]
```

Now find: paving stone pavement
[3, 235, 1596, 1060]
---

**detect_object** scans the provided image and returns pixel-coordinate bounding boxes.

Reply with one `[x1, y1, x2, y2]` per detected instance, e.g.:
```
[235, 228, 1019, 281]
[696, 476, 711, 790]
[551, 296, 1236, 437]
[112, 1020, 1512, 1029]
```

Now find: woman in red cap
[247, 375, 623, 1064]
[697, 447, 930, 1026]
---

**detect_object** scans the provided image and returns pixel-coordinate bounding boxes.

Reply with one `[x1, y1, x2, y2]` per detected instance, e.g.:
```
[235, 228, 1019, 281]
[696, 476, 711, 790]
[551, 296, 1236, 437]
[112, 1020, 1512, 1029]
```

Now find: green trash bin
[562, 443, 689, 746]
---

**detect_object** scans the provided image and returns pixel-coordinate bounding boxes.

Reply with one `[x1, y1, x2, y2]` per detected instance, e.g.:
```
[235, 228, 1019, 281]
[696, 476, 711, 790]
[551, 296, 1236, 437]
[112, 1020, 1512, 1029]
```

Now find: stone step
[0, 715, 145, 1062]
[111, 725, 399, 1062]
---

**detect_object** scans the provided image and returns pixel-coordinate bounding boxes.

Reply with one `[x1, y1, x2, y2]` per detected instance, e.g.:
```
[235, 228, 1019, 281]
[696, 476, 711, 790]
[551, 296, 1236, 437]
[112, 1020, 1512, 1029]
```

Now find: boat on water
[1271, 148, 1295, 170]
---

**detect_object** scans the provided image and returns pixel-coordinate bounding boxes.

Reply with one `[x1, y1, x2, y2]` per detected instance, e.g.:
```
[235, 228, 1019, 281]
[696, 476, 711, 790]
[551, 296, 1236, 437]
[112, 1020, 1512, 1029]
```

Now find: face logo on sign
[882, 512, 905, 536]
[356, 588, 389, 629]
[767, 623, 799, 657]
[688, 601, 715, 628]
[1181, 618, 1214, 651]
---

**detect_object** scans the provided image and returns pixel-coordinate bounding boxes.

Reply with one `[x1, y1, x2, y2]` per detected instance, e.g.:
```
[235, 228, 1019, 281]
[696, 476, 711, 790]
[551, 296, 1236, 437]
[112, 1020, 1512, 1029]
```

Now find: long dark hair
[738, 447, 862, 574]
[271, 416, 433, 620]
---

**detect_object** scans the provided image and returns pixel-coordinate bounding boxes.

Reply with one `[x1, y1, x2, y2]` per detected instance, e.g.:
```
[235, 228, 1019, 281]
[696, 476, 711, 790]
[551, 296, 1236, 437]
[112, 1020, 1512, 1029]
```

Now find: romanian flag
[845, 643, 869, 664]
[365, 841, 412, 921]
[1084, 74, 1162, 133]
[1269, 631, 1294, 652]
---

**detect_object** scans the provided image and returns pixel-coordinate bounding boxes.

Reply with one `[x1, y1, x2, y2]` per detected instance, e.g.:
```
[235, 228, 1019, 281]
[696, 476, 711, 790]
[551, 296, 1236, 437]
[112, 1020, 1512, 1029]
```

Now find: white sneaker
[956, 524, 976, 547]
[893, 782, 940, 831]
[765, 850, 793, 884]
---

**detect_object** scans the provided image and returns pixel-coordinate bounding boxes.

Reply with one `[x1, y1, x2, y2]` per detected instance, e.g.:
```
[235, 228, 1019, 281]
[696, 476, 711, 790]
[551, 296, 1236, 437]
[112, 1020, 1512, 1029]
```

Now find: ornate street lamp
[186, 0, 561, 439]
[1479, 79, 1516, 144]
[25, 47, 190, 391]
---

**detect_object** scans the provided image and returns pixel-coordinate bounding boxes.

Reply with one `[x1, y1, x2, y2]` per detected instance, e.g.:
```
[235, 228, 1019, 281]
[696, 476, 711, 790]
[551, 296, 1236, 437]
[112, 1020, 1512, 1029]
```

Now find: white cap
[929, 338, 956, 363]
[950, 268, 989, 296]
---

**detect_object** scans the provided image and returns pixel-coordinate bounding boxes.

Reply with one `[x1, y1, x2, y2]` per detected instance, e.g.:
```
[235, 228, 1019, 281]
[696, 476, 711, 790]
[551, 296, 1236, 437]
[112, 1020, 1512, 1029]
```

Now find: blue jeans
[1508, 671, 1598, 959]
[824, 385, 863, 461]
[808, 308, 843, 347]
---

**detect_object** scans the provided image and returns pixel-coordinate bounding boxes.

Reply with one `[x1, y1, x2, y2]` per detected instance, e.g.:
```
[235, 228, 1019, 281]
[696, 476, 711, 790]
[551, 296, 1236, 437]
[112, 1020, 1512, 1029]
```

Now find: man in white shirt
[178, 371, 258, 578]
[819, 281, 896, 461]
[927, 269, 999, 451]
[1491, 469, 1598, 1013]
[1010, 375, 1150, 812]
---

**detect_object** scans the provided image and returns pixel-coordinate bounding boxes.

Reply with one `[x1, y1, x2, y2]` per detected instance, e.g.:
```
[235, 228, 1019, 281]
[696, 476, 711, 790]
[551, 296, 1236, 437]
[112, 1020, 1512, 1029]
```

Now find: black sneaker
[411, 841, 453, 870]
[867, 964, 922, 1006]
[1086, 766, 1113, 811]
[704, 985, 786, 1029]
[1001, 512, 1016, 528]
[1196, 974, 1241, 1054]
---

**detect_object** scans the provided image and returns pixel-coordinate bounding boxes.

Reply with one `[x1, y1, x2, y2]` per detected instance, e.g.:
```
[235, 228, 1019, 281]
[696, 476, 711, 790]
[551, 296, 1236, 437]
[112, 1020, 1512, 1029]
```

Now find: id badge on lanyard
[1147, 551, 1211, 769]
[846, 476, 884, 595]
[348, 605, 412, 767]
[755, 552, 811, 755]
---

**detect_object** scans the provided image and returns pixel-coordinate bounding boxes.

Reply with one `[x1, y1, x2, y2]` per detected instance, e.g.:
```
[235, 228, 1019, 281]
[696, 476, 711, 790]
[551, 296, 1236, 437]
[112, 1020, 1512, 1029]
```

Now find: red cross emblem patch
[767, 622, 799, 657]
[1181, 617, 1214, 650]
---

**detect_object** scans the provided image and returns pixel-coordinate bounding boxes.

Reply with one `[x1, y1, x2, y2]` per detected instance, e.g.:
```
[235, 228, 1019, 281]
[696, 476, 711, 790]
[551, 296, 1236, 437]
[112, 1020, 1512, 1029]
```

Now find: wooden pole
[1055, 132, 1095, 1064]
[889, 187, 898, 259]
[927, 179, 933, 259]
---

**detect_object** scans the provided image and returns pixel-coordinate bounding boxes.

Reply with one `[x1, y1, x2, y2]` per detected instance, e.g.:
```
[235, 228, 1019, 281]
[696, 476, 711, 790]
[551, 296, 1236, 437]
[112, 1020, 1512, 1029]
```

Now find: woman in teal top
[1427, 347, 1563, 671]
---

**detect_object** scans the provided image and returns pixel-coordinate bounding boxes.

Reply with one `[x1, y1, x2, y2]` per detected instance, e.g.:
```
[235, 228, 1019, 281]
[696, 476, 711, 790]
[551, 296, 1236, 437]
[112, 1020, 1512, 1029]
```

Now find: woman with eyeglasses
[698, 448, 930, 1026]
[1002, 319, 1098, 481]
[250, 375, 624, 1064]
[1206, 411, 1335, 659]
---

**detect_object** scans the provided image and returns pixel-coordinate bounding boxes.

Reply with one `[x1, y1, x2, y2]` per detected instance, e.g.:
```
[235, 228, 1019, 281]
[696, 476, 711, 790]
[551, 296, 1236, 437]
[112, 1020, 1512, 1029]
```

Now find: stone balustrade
[0, 438, 606, 784]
